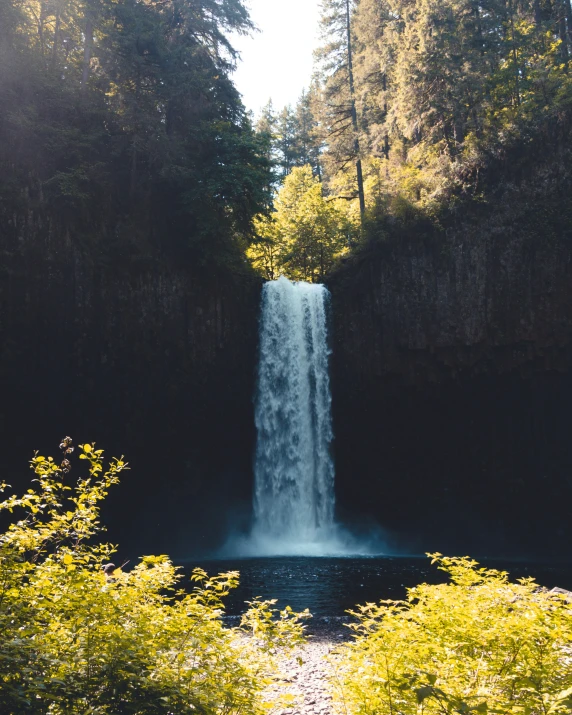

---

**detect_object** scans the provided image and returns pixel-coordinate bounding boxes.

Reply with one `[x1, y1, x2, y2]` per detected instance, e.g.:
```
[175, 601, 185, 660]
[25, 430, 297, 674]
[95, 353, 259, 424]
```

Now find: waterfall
[251, 276, 336, 554]
[218, 274, 385, 557]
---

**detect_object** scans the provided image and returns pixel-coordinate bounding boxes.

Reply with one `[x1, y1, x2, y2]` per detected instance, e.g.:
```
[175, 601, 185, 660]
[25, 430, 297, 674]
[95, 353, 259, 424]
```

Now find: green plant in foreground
[333, 555, 572, 715]
[0, 439, 309, 714]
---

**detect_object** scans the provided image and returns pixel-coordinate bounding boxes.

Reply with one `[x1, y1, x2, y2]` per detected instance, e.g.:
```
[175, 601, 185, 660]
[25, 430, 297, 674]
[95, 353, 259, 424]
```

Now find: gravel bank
[265, 623, 351, 715]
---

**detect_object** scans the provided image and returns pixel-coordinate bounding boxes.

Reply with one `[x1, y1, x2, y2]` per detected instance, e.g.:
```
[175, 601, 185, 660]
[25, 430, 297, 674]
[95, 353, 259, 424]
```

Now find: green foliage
[355, 0, 572, 207]
[333, 554, 572, 715]
[256, 87, 324, 186]
[285, 0, 572, 239]
[0, 0, 271, 259]
[315, 0, 363, 194]
[0, 439, 309, 714]
[259, 0, 572, 261]
[247, 166, 352, 281]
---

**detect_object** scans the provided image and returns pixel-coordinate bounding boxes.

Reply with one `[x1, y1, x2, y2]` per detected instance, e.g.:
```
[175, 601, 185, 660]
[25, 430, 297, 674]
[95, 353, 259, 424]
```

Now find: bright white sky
[230, 0, 321, 118]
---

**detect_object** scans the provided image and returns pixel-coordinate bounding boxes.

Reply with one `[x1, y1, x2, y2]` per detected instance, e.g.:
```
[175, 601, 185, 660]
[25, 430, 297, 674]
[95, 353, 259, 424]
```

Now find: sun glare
[231, 0, 321, 115]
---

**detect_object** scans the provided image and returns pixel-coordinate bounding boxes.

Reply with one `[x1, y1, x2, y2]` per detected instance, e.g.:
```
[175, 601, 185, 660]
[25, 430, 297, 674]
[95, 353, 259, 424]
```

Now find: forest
[0, 0, 271, 264]
[2, 0, 572, 713]
[250, 0, 572, 279]
[3, 0, 572, 279]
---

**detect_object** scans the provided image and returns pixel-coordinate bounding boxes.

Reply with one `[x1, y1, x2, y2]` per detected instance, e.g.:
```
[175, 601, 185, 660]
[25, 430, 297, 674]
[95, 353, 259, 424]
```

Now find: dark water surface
[188, 556, 572, 619]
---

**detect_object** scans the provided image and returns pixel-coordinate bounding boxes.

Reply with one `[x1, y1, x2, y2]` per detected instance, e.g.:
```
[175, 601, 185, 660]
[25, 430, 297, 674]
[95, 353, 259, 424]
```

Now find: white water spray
[249, 277, 338, 554]
[220, 276, 388, 558]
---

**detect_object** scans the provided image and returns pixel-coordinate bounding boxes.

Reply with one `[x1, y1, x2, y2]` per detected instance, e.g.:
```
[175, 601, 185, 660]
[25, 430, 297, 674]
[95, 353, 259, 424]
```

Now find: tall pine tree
[316, 0, 366, 222]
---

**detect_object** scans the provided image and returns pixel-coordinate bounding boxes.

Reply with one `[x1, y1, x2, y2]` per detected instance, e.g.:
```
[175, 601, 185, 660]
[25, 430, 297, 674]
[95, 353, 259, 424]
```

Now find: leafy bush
[333, 555, 572, 715]
[0, 439, 309, 714]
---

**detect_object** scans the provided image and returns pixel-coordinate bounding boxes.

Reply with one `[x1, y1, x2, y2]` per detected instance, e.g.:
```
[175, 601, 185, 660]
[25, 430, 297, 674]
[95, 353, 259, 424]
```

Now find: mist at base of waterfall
[218, 522, 390, 558]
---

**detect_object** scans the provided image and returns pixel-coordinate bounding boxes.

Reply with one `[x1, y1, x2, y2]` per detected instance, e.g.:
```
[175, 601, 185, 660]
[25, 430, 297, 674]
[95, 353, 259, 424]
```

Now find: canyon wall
[3, 120, 572, 560]
[0, 216, 261, 557]
[328, 138, 572, 559]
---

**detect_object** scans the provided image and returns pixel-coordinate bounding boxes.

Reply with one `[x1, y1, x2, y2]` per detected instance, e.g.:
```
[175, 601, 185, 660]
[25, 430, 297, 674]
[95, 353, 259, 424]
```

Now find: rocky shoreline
[263, 588, 572, 715]
[265, 620, 352, 715]
[266, 639, 339, 715]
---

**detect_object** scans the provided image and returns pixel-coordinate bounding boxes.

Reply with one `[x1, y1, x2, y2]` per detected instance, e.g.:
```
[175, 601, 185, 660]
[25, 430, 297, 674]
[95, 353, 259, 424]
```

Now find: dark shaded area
[332, 376, 572, 559]
[329, 120, 572, 560]
[0, 228, 261, 558]
[3, 113, 572, 564]
[0, 0, 272, 559]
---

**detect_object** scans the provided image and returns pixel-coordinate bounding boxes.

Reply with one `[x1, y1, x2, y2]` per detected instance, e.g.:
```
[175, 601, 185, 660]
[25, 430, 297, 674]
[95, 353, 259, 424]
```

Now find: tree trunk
[560, 5, 569, 71]
[566, 0, 572, 43]
[382, 73, 390, 160]
[559, 0, 571, 69]
[474, 3, 485, 55]
[51, 9, 61, 69]
[508, 0, 520, 106]
[38, 1, 47, 60]
[81, 17, 93, 90]
[345, 0, 366, 225]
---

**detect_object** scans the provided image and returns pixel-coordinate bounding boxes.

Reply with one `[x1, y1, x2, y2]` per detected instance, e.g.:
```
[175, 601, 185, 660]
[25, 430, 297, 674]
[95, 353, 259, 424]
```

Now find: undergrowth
[333, 554, 572, 715]
[0, 438, 310, 714]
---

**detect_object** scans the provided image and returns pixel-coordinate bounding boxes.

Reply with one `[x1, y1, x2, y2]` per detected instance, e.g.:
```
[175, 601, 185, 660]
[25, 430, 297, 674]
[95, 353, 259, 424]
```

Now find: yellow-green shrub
[0, 440, 309, 714]
[334, 555, 572, 715]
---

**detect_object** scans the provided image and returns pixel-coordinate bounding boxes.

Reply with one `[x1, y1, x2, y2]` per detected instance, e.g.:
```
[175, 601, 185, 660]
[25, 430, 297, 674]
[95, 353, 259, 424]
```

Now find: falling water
[251, 276, 336, 554]
[218, 275, 386, 557]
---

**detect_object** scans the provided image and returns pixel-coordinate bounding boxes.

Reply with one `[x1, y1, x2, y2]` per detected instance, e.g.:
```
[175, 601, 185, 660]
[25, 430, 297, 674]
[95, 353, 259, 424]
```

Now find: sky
[230, 0, 321, 118]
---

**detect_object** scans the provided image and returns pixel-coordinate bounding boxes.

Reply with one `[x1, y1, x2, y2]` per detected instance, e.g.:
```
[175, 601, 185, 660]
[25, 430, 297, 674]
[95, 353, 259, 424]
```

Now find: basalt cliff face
[3, 123, 572, 561]
[328, 126, 572, 559]
[0, 215, 261, 557]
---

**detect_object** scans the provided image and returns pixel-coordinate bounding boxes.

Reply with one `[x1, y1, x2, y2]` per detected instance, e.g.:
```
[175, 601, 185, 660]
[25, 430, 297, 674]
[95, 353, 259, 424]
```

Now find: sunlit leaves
[333, 554, 572, 715]
[247, 165, 352, 282]
[317, 0, 572, 224]
[0, 441, 308, 714]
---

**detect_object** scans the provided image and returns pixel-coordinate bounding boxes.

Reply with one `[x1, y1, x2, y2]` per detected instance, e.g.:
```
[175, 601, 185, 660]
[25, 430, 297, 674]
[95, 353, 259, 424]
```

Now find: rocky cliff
[328, 120, 572, 559]
[0, 215, 261, 556]
[3, 119, 572, 561]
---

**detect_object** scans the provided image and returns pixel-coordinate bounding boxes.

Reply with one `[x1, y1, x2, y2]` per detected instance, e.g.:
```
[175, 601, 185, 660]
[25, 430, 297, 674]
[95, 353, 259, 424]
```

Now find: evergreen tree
[346, 0, 572, 210]
[256, 89, 324, 185]
[293, 87, 324, 179]
[0, 0, 271, 258]
[275, 106, 300, 178]
[247, 166, 349, 281]
[257, 100, 279, 160]
[353, 0, 393, 162]
[316, 0, 366, 222]
[255, 99, 280, 190]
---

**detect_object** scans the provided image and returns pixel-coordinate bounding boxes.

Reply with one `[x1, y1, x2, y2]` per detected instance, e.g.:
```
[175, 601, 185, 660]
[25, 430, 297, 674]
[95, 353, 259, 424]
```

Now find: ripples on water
[185, 556, 572, 619]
